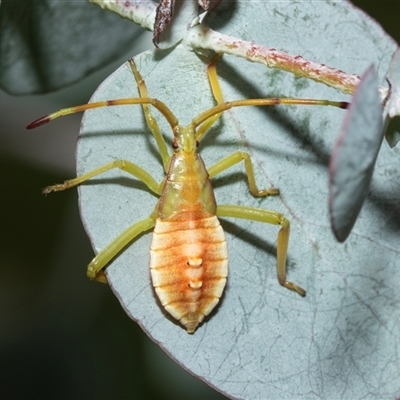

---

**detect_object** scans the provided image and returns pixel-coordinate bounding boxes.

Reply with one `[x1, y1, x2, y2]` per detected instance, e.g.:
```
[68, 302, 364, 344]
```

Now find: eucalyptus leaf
[0, 0, 145, 94]
[329, 66, 384, 242]
[47, 1, 400, 399]
[385, 47, 400, 147]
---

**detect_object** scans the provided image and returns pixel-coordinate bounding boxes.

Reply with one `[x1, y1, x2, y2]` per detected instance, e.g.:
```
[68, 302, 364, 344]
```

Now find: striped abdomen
[150, 211, 228, 333]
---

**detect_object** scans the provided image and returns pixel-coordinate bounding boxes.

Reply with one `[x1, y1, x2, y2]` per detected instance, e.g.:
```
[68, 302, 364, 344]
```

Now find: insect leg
[208, 151, 279, 197]
[129, 59, 171, 172]
[87, 213, 157, 283]
[216, 204, 306, 297]
[43, 160, 162, 195]
[196, 54, 225, 142]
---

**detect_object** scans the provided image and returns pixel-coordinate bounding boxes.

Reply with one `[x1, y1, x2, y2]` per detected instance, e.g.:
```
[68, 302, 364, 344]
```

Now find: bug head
[172, 125, 198, 154]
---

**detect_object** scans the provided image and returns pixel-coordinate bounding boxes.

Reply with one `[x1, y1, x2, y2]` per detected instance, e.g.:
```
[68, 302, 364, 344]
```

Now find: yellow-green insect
[27, 55, 347, 333]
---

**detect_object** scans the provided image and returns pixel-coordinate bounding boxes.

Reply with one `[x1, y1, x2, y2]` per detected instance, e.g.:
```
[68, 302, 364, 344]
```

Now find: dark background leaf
[0, 0, 145, 94]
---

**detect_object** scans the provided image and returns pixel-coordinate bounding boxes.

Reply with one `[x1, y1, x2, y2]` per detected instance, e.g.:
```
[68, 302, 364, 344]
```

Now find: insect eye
[172, 141, 179, 150]
[196, 140, 199, 147]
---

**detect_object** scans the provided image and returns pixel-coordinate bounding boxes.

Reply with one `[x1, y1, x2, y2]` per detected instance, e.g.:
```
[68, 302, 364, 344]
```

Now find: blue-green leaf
[0, 0, 145, 94]
[329, 66, 384, 242]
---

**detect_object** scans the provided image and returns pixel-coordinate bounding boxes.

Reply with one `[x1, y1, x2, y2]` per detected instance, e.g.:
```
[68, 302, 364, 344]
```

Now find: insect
[27, 55, 348, 333]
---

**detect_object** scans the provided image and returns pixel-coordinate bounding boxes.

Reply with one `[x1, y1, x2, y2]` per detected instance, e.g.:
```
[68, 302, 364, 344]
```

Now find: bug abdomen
[150, 211, 228, 333]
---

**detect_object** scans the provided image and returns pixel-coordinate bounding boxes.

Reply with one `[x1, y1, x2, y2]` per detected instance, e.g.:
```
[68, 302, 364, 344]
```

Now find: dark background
[1, 2, 398, 399]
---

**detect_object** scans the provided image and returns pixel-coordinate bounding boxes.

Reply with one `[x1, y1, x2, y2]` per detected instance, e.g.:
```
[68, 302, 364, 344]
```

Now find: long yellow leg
[196, 54, 224, 142]
[43, 160, 162, 283]
[217, 204, 306, 297]
[208, 151, 279, 197]
[43, 160, 162, 195]
[129, 59, 171, 172]
[88, 214, 157, 283]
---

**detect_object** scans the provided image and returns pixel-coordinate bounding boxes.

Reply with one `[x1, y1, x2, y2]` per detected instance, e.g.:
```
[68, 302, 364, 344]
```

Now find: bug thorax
[158, 135, 216, 220]
[172, 124, 198, 154]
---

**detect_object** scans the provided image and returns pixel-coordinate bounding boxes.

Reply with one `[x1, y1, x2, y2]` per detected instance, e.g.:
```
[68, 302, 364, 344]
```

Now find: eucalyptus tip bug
[28, 54, 348, 332]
